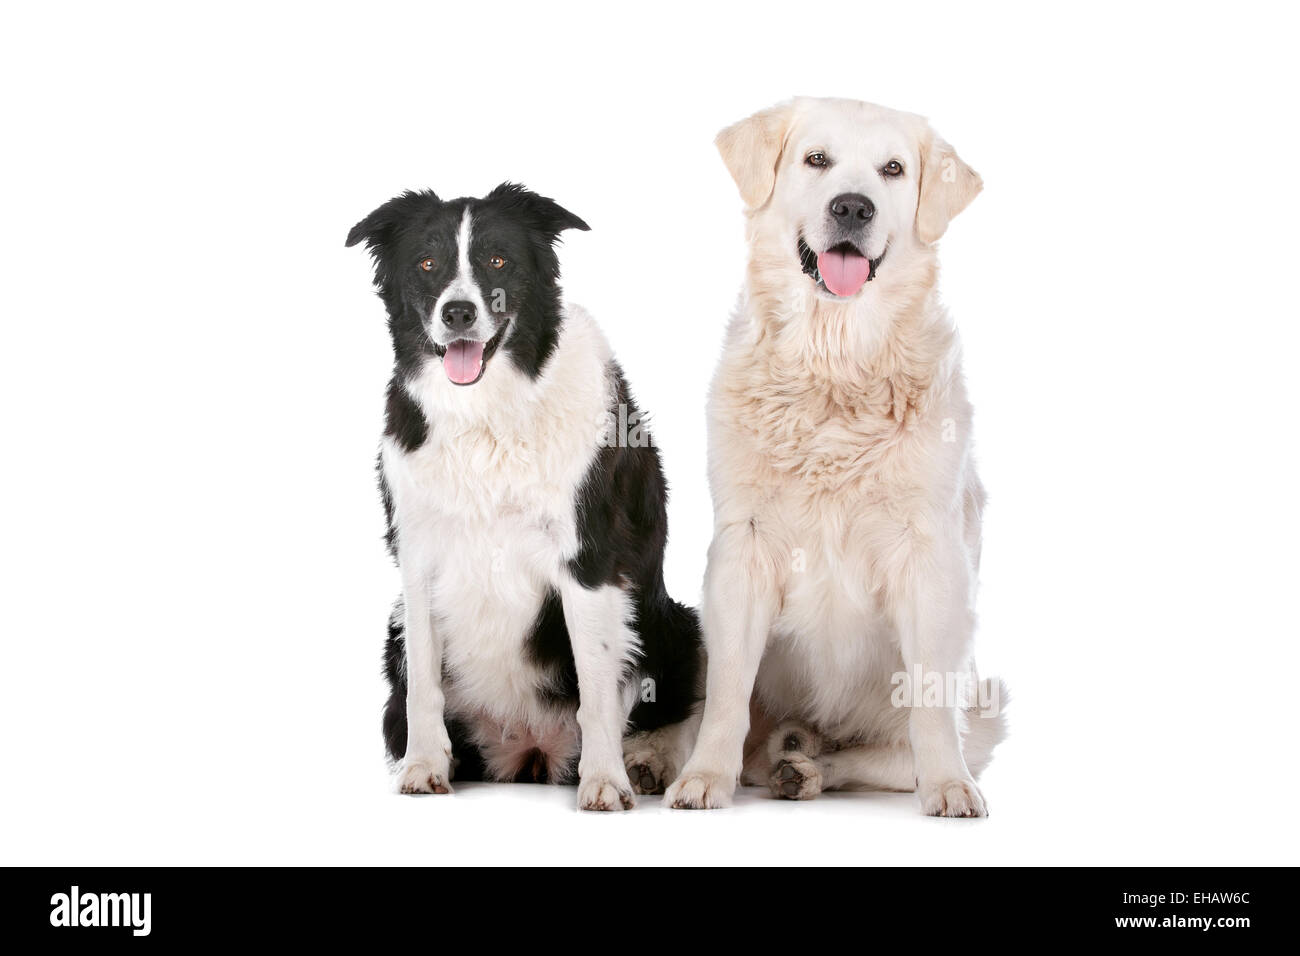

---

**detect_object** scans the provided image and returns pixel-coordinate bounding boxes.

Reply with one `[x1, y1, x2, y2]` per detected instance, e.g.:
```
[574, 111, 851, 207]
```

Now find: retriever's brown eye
[805, 151, 829, 168]
[489, 255, 506, 270]
[419, 257, 436, 272]
[882, 160, 904, 177]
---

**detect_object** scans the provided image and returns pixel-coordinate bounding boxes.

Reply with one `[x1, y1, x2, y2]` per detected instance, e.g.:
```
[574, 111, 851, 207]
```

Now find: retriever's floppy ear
[345, 190, 438, 250]
[916, 129, 982, 244]
[715, 101, 797, 209]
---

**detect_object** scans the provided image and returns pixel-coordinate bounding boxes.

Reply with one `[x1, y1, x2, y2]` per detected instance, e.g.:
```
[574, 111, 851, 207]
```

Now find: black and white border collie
[347, 183, 702, 810]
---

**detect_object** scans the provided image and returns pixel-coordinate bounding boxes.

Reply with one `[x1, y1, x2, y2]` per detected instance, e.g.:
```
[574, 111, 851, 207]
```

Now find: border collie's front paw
[917, 776, 986, 817]
[577, 772, 635, 811]
[664, 768, 735, 809]
[397, 758, 452, 795]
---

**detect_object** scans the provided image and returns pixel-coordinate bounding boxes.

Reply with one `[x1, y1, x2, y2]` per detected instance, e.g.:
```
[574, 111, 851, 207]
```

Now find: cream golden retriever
[664, 97, 1008, 816]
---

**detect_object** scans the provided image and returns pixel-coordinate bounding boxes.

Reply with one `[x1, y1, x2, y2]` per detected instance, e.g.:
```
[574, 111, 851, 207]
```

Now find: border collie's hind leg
[382, 601, 408, 763]
[624, 602, 704, 794]
[624, 706, 701, 794]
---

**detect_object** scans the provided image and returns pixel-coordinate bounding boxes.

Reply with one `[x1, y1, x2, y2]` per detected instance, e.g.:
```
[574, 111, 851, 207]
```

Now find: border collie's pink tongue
[443, 339, 486, 385]
[817, 248, 872, 297]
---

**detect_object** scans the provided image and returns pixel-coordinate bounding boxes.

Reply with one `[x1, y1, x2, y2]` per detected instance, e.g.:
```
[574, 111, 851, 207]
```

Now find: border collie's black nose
[442, 300, 477, 332]
[829, 193, 875, 223]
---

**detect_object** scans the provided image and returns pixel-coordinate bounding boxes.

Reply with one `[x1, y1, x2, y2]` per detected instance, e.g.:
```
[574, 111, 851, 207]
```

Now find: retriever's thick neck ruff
[723, 217, 959, 500]
[745, 237, 951, 412]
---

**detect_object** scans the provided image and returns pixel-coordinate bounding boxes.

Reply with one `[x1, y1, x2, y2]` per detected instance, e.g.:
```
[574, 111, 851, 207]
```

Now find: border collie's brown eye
[419, 258, 436, 272]
[489, 255, 506, 269]
[805, 151, 829, 168]
[882, 160, 904, 177]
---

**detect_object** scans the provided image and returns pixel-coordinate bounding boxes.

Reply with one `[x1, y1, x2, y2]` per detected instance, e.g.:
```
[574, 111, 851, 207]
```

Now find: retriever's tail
[961, 676, 1010, 778]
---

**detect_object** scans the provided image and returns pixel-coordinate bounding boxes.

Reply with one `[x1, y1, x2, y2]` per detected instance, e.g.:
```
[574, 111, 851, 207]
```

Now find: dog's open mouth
[798, 238, 886, 297]
[432, 321, 508, 386]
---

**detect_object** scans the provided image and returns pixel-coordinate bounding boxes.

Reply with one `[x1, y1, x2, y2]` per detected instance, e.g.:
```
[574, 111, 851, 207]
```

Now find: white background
[2, 0, 1297, 866]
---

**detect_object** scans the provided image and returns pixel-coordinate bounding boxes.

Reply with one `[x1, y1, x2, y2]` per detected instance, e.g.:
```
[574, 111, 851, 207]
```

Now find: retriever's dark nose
[829, 193, 875, 223]
[441, 300, 477, 332]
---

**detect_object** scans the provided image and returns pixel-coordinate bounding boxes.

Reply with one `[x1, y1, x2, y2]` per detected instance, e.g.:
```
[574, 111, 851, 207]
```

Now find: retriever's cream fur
[665, 98, 1007, 815]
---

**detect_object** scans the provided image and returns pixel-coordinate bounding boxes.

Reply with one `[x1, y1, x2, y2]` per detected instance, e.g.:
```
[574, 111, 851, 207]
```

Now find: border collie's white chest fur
[380, 308, 612, 738]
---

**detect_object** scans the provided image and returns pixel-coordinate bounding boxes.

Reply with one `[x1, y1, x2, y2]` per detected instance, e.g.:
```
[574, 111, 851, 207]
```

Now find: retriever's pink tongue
[817, 248, 872, 297]
[443, 339, 486, 385]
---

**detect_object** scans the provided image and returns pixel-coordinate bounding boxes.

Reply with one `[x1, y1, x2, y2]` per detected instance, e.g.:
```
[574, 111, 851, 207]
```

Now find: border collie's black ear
[346, 190, 439, 250]
[487, 182, 590, 236]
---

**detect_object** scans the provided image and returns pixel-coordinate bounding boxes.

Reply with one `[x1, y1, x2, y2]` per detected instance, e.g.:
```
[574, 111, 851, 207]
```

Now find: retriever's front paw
[917, 776, 986, 817]
[397, 757, 452, 795]
[577, 772, 635, 811]
[664, 768, 735, 809]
